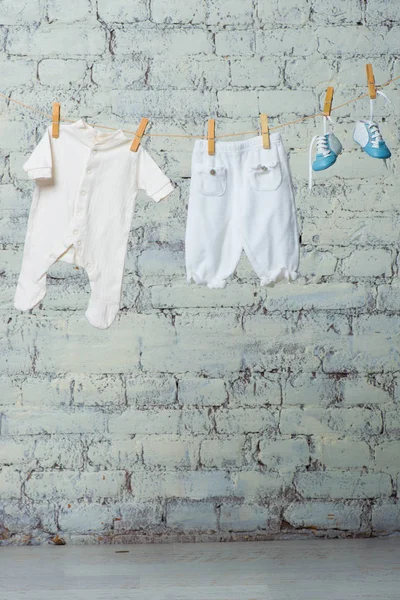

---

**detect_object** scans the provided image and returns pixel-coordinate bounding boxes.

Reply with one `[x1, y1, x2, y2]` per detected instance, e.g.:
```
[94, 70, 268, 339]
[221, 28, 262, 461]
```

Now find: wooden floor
[1, 538, 399, 600]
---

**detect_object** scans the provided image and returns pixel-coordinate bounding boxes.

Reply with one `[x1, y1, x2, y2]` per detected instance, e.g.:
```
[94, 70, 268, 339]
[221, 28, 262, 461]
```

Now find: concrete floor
[1, 538, 399, 600]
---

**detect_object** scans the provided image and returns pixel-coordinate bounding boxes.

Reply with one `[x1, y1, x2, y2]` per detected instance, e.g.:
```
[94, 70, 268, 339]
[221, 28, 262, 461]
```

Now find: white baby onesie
[14, 119, 174, 329]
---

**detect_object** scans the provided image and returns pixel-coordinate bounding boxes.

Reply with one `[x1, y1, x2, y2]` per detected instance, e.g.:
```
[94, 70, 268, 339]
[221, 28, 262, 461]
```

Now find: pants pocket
[248, 148, 283, 191]
[196, 166, 227, 197]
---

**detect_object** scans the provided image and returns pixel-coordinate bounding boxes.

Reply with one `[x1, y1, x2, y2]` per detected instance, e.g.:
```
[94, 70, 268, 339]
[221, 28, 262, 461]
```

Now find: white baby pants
[185, 133, 300, 288]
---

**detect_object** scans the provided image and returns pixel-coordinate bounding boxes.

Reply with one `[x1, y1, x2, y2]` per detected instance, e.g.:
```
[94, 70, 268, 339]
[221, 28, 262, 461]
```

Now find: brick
[284, 502, 361, 530]
[151, 0, 205, 23]
[72, 375, 125, 407]
[375, 442, 400, 472]
[0, 468, 21, 499]
[21, 377, 70, 407]
[200, 437, 246, 468]
[341, 378, 391, 405]
[113, 89, 213, 119]
[113, 27, 211, 56]
[2, 410, 105, 435]
[0, 320, 32, 375]
[258, 0, 310, 25]
[38, 59, 87, 85]
[285, 57, 336, 88]
[341, 249, 392, 277]
[0, 377, 22, 406]
[231, 471, 284, 501]
[298, 249, 337, 279]
[167, 501, 217, 530]
[217, 91, 259, 118]
[385, 410, 400, 436]
[372, 503, 400, 532]
[295, 471, 392, 499]
[127, 375, 177, 407]
[207, 0, 253, 25]
[220, 503, 280, 532]
[59, 503, 115, 533]
[87, 438, 141, 469]
[25, 471, 126, 501]
[178, 378, 226, 406]
[316, 439, 370, 468]
[130, 469, 233, 500]
[312, 1, 362, 25]
[92, 58, 147, 88]
[256, 28, 318, 56]
[377, 283, 400, 311]
[151, 283, 256, 308]
[284, 374, 337, 406]
[230, 57, 281, 87]
[0, 0, 41, 23]
[137, 247, 185, 281]
[215, 408, 277, 435]
[149, 56, 230, 90]
[115, 502, 163, 531]
[47, 0, 91, 22]
[0, 439, 33, 466]
[318, 26, 395, 55]
[266, 283, 368, 311]
[6, 26, 106, 56]
[366, 1, 400, 24]
[229, 374, 281, 407]
[109, 408, 211, 435]
[258, 438, 309, 470]
[142, 435, 199, 469]
[97, 0, 148, 21]
[280, 407, 381, 437]
[215, 30, 255, 56]
[34, 437, 84, 470]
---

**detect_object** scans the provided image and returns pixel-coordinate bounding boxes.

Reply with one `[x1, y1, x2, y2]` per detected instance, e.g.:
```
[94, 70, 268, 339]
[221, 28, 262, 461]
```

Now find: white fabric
[185, 133, 300, 289]
[14, 119, 174, 328]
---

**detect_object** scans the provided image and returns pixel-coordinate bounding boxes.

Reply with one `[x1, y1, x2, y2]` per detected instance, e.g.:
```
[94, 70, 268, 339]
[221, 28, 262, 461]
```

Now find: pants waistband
[194, 133, 282, 153]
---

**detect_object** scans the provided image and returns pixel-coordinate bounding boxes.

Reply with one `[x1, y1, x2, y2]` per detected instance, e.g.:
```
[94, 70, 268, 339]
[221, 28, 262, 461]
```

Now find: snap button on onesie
[14, 119, 174, 329]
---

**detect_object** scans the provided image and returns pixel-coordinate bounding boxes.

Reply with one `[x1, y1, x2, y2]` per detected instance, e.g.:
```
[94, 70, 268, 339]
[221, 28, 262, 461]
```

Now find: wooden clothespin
[260, 113, 270, 149]
[52, 102, 60, 138]
[130, 117, 149, 152]
[322, 86, 334, 117]
[207, 119, 215, 155]
[366, 63, 377, 100]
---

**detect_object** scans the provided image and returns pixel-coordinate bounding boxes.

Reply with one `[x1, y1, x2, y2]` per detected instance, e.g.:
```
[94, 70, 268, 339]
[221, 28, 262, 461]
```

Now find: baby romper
[185, 133, 299, 288]
[14, 119, 174, 329]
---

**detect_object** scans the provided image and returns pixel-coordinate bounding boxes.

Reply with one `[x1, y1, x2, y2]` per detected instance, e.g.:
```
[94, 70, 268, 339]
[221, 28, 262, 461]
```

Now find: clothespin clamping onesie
[130, 117, 149, 152]
[52, 102, 60, 138]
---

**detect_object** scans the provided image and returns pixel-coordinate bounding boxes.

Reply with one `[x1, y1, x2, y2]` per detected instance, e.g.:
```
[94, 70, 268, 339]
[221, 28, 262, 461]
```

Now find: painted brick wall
[1, 0, 400, 544]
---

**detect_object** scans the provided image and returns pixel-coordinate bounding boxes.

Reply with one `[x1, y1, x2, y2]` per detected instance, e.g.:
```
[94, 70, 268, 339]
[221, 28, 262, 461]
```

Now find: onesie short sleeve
[23, 127, 53, 181]
[137, 146, 174, 202]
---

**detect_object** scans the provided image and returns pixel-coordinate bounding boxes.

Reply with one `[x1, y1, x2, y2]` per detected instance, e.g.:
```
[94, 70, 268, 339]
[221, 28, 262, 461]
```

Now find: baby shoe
[308, 132, 343, 190]
[353, 120, 391, 159]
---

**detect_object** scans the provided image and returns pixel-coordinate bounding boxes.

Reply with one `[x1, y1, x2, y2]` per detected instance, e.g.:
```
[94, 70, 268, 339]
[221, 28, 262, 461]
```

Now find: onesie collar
[67, 118, 129, 149]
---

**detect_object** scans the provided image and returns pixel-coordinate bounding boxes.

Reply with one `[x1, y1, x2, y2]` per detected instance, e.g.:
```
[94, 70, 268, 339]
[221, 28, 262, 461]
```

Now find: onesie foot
[85, 296, 120, 329]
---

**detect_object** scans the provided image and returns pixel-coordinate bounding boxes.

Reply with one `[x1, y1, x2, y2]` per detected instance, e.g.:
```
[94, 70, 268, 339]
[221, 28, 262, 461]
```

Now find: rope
[0, 74, 398, 140]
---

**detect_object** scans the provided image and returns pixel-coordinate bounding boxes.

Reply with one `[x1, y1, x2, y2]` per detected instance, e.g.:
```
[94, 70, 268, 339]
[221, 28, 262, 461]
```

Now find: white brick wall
[0, 0, 399, 545]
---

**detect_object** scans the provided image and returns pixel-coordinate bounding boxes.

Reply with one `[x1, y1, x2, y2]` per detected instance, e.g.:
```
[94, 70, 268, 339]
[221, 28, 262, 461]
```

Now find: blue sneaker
[353, 120, 391, 159]
[308, 132, 343, 190]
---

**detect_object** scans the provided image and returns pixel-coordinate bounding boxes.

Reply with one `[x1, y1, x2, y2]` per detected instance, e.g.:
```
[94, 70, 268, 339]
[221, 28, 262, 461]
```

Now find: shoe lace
[367, 122, 383, 148]
[315, 135, 331, 157]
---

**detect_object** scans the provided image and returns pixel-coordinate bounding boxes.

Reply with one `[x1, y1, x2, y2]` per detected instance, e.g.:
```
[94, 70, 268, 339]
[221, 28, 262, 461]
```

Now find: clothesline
[0, 74, 399, 140]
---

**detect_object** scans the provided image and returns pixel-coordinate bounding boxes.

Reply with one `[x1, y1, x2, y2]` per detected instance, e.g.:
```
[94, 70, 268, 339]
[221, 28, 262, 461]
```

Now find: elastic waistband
[194, 132, 282, 153]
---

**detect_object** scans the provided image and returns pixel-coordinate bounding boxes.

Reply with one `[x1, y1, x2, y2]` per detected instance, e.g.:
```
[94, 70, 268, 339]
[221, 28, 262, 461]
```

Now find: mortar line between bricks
[0, 74, 398, 139]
